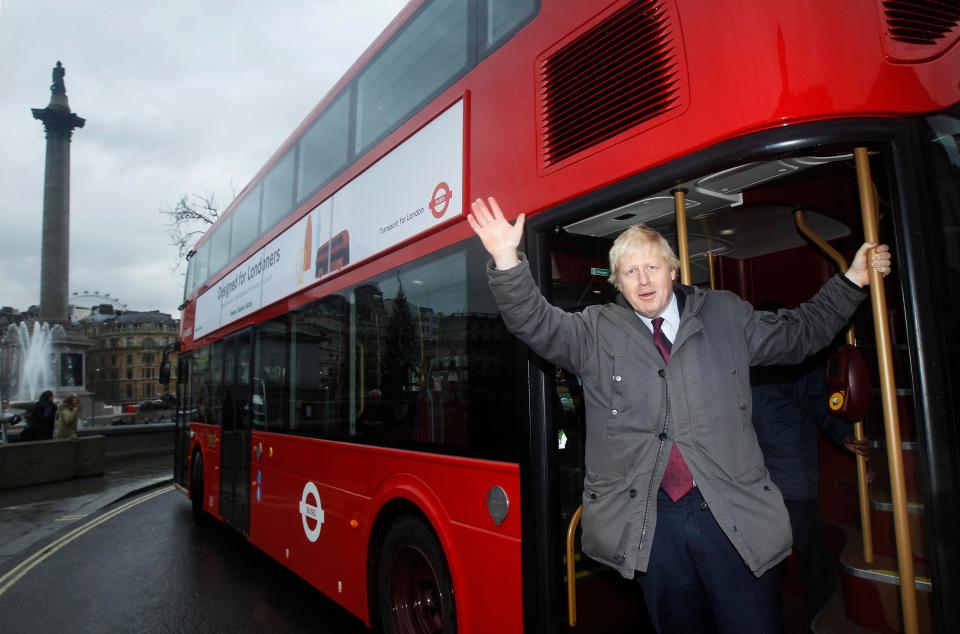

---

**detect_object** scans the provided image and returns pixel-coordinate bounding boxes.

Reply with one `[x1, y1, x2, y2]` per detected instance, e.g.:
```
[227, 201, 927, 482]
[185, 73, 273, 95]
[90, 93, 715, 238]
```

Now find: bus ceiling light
[719, 228, 736, 236]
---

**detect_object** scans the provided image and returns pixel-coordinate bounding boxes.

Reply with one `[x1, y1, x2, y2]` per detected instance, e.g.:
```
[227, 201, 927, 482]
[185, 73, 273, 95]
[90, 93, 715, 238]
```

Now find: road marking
[0, 485, 173, 597]
[54, 514, 88, 522]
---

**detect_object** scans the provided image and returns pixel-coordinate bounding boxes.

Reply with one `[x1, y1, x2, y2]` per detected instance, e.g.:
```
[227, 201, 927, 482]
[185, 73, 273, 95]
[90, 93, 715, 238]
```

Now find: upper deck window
[297, 92, 350, 205]
[184, 257, 196, 300]
[355, 0, 469, 154]
[189, 0, 539, 297]
[209, 215, 233, 276]
[482, 0, 537, 51]
[230, 184, 262, 261]
[262, 151, 296, 234]
[194, 242, 210, 294]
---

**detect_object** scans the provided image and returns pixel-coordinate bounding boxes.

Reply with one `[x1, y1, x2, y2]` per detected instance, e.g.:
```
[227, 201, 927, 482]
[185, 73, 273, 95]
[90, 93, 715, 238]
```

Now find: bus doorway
[219, 329, 252, 534]
[540, 145, 932, 632]
[542, 230, 652, 633]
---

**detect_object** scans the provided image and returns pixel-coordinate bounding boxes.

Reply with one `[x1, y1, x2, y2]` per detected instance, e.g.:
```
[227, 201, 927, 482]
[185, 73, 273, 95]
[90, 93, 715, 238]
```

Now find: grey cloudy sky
[0, 0, 406, 318]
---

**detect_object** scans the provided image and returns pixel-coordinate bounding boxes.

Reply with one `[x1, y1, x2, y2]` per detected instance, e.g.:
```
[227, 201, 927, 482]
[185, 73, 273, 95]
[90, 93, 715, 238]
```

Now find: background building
[84, 308, 178, 405]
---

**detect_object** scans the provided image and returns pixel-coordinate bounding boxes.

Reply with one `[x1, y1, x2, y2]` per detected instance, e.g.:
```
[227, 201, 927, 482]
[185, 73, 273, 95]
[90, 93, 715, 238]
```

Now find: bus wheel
[377, 517, 456, 634]
[190, 452, 204, 520]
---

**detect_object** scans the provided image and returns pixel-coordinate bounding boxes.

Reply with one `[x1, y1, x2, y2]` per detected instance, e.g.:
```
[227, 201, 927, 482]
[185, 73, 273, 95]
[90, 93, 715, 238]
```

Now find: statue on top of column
[52, 61, 66, 95]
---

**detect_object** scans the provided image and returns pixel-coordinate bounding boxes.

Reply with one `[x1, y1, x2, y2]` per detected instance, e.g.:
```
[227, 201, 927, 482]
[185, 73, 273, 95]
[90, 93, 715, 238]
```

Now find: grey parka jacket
[487, 255, 867, 579]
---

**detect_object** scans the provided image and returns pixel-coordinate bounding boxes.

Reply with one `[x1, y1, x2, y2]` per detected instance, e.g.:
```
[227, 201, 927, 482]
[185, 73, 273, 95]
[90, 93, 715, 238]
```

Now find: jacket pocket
[719, 342, 748, 424]
[581, 474, 631, 565]
[605, 355, 624, 435]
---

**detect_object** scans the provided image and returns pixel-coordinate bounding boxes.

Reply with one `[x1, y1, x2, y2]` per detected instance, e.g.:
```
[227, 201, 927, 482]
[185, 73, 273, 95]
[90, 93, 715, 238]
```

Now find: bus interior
[544, 146, 928, 633]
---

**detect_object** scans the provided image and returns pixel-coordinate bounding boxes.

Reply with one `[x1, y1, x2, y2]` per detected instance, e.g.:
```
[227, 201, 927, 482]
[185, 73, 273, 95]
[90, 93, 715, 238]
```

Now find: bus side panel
[246, 432, 523, 632]
[364, 471, 523, 632]
[191, 423, 222, 519]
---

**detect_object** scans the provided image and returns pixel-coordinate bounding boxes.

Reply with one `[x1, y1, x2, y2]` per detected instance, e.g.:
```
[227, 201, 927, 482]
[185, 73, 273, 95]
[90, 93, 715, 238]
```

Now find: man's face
[616, 247, 676, 318]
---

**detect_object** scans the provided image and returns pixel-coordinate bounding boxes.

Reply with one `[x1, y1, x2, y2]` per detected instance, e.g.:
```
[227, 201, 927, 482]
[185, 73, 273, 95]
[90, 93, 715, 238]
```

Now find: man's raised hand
[467, 196, 525, 270]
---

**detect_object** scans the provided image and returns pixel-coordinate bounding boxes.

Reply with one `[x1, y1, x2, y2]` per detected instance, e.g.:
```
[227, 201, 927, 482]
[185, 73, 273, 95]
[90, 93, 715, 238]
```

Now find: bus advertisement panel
[195, 100, 463, 339]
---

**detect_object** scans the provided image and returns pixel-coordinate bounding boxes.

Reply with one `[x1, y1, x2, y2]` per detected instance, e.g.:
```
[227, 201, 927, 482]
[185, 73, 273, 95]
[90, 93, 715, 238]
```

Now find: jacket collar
[610, 284, 707, 360]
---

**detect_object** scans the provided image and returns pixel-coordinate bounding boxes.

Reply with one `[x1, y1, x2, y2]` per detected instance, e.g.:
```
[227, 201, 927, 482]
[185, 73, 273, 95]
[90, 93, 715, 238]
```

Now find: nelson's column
[32, 61, 85, 325]
[22, 61, 92, 411]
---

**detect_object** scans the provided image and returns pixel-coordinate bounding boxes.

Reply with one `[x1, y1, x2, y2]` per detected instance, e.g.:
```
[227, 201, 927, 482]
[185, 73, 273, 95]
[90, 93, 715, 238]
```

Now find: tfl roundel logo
[299, 481, 325, 543]
[430, 182, 453, 219]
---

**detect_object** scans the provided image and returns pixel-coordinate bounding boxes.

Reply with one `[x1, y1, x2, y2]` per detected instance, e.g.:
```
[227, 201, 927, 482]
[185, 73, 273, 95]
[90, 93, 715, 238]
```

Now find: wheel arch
[364, 475, 460, 628]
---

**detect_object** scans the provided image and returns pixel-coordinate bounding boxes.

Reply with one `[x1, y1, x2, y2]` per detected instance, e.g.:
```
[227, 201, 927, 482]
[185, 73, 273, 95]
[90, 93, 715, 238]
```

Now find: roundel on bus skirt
[299, 481, 325, 542]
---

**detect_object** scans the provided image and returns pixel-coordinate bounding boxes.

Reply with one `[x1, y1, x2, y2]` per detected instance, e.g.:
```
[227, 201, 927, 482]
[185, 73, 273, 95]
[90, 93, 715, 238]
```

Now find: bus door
[219, 330, 252, 534]
[173, 354, 190, 489]
[541, 229, 651, 632]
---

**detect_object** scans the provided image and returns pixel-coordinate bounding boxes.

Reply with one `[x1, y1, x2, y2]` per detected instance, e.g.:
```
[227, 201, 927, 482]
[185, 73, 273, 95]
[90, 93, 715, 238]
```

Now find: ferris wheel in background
[70, 291, 127, 317]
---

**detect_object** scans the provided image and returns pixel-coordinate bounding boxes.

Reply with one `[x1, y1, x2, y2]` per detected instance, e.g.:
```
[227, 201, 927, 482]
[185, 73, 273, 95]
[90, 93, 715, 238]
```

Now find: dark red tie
[652, 317, 694, 502]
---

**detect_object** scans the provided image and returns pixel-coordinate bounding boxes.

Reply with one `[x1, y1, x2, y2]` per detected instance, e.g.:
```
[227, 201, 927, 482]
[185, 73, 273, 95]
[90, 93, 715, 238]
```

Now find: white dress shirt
[635, 291, 680, 343]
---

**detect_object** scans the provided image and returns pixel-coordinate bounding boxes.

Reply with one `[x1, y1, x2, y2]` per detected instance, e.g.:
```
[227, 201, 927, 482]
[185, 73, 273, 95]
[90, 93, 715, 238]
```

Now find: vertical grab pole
[672, 188, 692, 285]
[706, 251, 716, 290]
[854, 147, 918, 634]
[566, 506, 583, 626]
[793, 210, 874, 562]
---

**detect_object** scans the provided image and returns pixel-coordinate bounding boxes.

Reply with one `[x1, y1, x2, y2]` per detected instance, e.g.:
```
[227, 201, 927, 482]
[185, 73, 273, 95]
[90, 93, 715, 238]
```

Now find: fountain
[1, 321, 64, 402]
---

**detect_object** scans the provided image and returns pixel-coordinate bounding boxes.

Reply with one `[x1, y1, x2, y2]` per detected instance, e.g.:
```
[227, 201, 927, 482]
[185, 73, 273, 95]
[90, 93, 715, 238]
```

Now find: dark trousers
[784, 497, 837, 619]
[636, 488, 782, 634]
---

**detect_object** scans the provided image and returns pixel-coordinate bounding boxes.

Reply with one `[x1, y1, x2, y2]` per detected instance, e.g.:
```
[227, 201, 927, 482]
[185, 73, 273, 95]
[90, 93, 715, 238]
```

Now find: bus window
[355, 0, 469, 154]
[253, 317, 290, 431]
[209, 215, 233, 277]
[481, 0, 538, 52]
[208, 340, 224, 426]
[297, 92, 350, 205]
[262, 149, 296, 235]
[351, 242, 521, 460]
[193, 242, 210, 293]
[183, 256, 195, 301]
[230, 184, 261, 261]
[290, 293, 350, 435]
[921, 111, 960, 411]
[190, 347, 210, 423]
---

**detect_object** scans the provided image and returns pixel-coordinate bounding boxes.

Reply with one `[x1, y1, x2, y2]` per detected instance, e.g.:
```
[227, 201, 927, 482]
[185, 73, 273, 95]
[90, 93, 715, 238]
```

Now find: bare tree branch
[161, 193, 220, 267]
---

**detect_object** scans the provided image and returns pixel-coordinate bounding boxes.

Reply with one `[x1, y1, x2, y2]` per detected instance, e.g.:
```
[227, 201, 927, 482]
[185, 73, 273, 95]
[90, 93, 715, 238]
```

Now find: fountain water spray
[2, 322, 64, 401]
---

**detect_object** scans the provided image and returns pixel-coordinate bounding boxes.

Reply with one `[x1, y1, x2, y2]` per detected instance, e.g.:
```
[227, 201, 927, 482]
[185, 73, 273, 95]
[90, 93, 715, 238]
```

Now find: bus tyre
[190, 452, 204, 521]
[377, 516, 456, 634]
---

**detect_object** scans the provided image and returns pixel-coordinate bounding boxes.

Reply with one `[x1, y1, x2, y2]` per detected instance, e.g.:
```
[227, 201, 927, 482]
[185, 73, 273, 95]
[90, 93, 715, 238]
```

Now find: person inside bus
[357, 388, 395, 433]
[751, 352, 870, 626]
[467, 196, 891, 634]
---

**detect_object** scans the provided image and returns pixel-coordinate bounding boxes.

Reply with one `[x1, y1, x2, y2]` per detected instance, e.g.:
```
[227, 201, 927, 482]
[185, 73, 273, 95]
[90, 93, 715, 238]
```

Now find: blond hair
[608, 225, 680, 289]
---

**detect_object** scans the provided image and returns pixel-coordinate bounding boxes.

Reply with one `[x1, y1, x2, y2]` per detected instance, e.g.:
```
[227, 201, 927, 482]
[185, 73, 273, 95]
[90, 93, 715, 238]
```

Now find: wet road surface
[0, 485, 372, 633]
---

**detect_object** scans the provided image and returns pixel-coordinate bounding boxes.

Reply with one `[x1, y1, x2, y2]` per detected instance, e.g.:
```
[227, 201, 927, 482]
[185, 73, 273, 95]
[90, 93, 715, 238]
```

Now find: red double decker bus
[168, 1, 960, 632]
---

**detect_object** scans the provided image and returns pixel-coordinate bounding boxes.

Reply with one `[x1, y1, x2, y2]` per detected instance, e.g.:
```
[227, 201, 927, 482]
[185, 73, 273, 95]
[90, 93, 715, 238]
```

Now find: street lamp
[93, 367, 101, 427]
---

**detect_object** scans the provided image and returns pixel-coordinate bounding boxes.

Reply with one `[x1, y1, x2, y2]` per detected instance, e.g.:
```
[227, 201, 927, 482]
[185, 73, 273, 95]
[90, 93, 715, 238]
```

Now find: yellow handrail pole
[793, 209, 874, 562]
[706, 251, 716, 290]
[672, 189, 692, 285]
[854, 147, 918, 634]
[566, 505, 583, 626]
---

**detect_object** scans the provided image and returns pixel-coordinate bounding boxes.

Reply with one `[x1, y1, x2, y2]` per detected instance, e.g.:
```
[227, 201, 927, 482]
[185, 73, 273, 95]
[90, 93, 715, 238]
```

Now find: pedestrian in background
[20, 390, 56, 441]
[53, 394, 80, 439]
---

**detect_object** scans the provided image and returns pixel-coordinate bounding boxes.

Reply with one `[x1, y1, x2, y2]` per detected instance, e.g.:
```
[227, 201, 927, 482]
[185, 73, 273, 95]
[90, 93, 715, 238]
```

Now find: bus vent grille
[881, 0, 960, 62]
[883, 0, 960, 44]
[538, 0, 684, 169]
